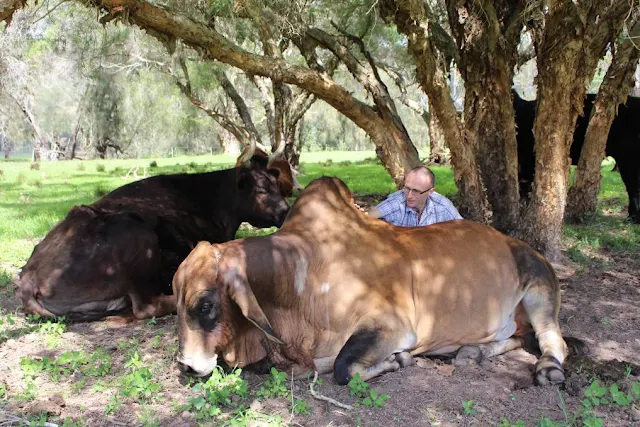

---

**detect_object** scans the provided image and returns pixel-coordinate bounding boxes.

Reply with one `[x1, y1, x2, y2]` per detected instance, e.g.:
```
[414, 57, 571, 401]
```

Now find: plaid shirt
[375, 190, 462, 227]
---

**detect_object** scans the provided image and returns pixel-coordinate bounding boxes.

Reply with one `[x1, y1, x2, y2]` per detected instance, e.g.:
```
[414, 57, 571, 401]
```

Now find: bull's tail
[12, 274, 56, 319]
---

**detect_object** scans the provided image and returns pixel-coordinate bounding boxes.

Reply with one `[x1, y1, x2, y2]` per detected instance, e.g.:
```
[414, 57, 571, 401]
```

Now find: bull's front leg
[333, 327, 416, 385]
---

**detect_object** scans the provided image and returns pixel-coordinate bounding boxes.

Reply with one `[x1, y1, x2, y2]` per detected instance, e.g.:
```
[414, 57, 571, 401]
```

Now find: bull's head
[173, 241, 282, 377]
[237, 155, 290, 228]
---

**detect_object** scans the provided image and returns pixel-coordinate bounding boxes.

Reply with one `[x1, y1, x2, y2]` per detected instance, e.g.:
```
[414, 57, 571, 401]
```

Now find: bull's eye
[200, 302, 213, 315]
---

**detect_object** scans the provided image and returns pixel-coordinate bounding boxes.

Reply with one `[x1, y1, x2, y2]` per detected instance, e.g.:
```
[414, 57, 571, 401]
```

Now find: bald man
[369, 166, 462, 226]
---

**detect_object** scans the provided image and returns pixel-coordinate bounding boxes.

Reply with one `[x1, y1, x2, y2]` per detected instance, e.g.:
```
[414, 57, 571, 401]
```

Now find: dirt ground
[1, 207, 639, 426]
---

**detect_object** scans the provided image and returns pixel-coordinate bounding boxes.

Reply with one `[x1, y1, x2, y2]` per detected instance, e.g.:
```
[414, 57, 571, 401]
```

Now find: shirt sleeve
[375, 191, 403, 223]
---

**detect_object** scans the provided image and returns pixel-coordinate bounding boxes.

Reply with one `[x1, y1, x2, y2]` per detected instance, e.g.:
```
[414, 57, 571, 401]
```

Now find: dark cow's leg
[129, 293, 177, 320]
[333, 327, 415, 385]
[616, 158, 640, 223]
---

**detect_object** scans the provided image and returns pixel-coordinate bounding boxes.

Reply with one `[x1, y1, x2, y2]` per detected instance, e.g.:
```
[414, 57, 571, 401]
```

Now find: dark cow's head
[173, 241, 282, 377]
[237, 155, 290, 228]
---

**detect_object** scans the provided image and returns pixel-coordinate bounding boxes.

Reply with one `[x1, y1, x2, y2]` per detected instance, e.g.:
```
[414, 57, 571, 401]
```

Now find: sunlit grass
[0, 152, 635, 270]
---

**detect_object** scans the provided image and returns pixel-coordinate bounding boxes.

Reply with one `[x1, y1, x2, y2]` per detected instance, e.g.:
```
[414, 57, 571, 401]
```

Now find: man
[368, 166, 462, 226]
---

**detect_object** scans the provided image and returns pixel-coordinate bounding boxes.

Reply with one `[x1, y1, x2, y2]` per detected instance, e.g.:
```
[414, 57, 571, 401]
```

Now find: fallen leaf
[436, 364, 456, 377]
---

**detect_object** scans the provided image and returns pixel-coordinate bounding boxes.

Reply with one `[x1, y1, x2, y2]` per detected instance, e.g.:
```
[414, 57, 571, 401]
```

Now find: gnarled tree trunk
[566, 18, 640, 222]
[521, 0, 632, 260]
[446, 1, 523, 234]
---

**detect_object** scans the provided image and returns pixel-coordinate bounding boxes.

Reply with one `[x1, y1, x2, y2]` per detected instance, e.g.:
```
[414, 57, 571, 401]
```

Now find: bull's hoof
[395, 351, 414, 368]
[535, 355, 565, 386]
[454, 345, 483, 366]
[535, 366, 565, 386]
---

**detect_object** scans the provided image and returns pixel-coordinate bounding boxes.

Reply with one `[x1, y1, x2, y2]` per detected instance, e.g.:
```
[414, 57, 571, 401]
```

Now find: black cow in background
[515, 91, 640, 223]
[14, 155, 291, 322]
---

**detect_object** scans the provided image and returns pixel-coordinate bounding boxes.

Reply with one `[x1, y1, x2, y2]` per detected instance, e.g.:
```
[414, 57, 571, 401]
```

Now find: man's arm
[368, 207, 383, 219]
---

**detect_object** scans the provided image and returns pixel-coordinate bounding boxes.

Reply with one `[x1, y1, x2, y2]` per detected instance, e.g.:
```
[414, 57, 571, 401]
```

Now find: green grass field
[0, 152, 636, 271]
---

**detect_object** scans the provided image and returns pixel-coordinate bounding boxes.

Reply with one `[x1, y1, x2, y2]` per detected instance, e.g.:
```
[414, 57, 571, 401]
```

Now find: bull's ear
[227, 279, 284, 345]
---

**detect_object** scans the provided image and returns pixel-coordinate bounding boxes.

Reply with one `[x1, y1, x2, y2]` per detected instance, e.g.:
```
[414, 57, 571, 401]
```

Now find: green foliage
[93, 184, 111, 198]
[498, 419, 526, 427]
[30, 162, 40, 170]
[149, 160, 158, 168]
[462, 399, 476, 415]
[256, 367, 289, 399]
[119, 352, 161, 403]
[37, 318, 67, 348]
[292, 398, 311, 415]
[347, 373, 389, 408]
[347, 373, 368, 398]
[0, 268, 12, 287]
[96, 163, 106, 172]
[182, 367, 248, 421]
[19, 348, 112, 383]
[76, 162, 86, 171]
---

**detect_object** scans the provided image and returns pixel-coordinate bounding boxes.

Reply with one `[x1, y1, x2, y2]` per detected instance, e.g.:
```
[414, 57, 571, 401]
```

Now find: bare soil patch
[1, 249, 638, 426]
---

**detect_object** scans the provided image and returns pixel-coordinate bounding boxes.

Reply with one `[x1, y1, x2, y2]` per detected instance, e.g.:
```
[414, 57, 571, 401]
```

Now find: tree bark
[521, 0, 631, 261]
[427, 108, 447, 165]
[83, 0, 419, 186]
[446, 0, 524, 234]
[0, 0, 26, 25]
[566, 18, 640, 222]
[380, 0, 490, 222]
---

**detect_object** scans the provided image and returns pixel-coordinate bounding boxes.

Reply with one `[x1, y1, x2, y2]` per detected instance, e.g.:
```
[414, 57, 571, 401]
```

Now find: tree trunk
[521, 0, 632, 261]
[380, 0, 490, 222]
[427, 109, 447, 165]
[566, 19, 640, 222]
[446, 1, 523, 234]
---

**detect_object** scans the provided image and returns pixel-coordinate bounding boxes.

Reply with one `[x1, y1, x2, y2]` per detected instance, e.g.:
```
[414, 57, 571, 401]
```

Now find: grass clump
[96, 164, 106, 172]
[149, 160, 158, 168]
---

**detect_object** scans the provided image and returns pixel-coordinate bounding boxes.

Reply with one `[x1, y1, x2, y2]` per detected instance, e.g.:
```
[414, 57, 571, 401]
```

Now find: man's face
[403, 171, 433, 212]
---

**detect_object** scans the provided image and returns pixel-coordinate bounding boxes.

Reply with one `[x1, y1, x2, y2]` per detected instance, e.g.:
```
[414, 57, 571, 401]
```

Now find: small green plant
[30, 179, 43, 187]
[16, 172, 27, 184]
[76, 162, 86, 171]
[0, 168, 4, 178]
[96, 163, 106, 172]
[0, 268, 12, 287]
[347, 373, 369, 398]
[119, 352, 161, 403]
[498, 419, 526, 427]
[182, 366, 248, 421]
[30, 162, 40, 170]
[0, 382, 7, 400]
[256, 367, 288, 399]
[104, 394, 121, 415]
[292, 398, 311, 415]
[147, 316, 158, 326]
[462, 399, 476, 416]
[149, 160, 158, 168]
[38, 318, 67, 348]
[188, 161, 198, 169]
[362, 388, 389, 408]
[346, 373, 389, 408]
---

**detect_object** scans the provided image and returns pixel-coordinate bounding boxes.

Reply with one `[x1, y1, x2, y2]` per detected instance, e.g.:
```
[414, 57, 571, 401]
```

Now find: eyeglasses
[403, 186, 433, 195]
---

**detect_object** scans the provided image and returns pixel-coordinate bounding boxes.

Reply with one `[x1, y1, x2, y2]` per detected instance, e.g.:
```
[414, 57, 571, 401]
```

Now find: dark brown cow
[173, 176, 583, 386]
[14, 155, 290, 322]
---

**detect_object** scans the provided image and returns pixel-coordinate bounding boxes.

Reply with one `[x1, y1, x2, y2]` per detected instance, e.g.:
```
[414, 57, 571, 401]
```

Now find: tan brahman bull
[173, 176, 582, 386]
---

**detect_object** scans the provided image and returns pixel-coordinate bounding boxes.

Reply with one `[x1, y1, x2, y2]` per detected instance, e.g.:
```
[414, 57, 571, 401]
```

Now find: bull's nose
[177, 360, 198, 376]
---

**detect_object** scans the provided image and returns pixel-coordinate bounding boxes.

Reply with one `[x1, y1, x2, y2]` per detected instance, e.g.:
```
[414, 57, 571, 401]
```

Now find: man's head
[403, 166, 435, 213]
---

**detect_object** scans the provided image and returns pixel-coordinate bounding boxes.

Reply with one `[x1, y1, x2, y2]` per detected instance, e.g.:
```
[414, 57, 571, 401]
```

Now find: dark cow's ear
[268, 167, 280, 180]
[227, 277, 284, 345]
